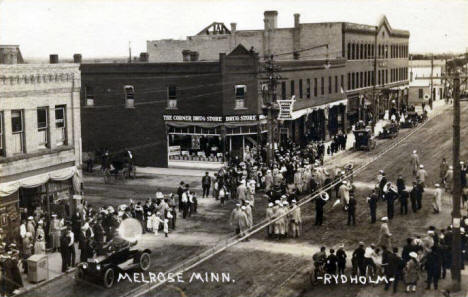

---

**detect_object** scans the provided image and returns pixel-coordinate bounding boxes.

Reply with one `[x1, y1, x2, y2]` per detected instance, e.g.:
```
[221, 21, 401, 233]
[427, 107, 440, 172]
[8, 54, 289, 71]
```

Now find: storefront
[0, 166, 82, 241]
[164, 114, 268, 166]
[287, 99, 348, 142]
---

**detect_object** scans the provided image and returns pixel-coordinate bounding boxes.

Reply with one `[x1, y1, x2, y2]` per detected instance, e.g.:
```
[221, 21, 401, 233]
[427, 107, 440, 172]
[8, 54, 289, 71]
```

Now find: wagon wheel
[139, 252, 151, 271]
[103, 267, 115, 288]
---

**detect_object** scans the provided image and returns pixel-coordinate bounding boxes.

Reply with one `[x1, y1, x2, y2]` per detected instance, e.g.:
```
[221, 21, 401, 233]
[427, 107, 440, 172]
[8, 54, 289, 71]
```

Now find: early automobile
[353, 128, 376, 151]
[76, 238, 151, 288]
[400, 111, 419, 128]
[378, 122, 399, 139]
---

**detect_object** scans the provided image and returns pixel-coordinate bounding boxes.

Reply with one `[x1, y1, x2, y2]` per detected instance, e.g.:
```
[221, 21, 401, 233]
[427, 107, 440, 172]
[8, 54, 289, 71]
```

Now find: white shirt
[68, 232, 74, 246]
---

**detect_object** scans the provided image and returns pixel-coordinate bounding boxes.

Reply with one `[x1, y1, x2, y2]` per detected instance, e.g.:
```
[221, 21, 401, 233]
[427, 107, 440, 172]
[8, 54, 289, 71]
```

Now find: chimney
[190, 51, 199, 62]
[294, 13, 300, 28]
[49, 54, 59, 64]
[182, 50, 191, 62]
[230, 22, 237, 33]
[264, 10, 278, 30]
[139, 52, 148, 62]
[73, 54, 82, 63]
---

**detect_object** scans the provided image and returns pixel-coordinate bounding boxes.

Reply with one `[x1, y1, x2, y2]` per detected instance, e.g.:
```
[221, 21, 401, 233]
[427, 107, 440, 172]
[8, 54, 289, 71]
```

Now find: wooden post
[451, 71, 461, 292]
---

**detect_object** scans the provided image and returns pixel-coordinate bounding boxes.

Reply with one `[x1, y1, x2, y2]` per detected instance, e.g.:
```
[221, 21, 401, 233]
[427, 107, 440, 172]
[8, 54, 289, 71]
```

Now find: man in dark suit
[410, 182, 419, 213]
[367, 189, 378, 223]
[60, 230, 71, 272]
[315, 195, 327, 226]
[347, 196, 357, 226]
[201, 172, 211, 198]
[426, 247, 442, 290]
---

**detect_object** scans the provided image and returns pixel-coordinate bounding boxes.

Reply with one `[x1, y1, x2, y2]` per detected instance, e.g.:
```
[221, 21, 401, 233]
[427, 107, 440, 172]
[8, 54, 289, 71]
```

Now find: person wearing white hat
[275, 201, 287, 239]
[264, 169, 273, 192]
[416, 164, 428, 192]
[290, 200, 302, 238]
[230, 204, 242, 235]
[432, 183, 443, 214]
[265, 203, 275, 238]
[378, 217, 392, 249]
[245, 202, 253, 228]
[338, 180, 352, 209]
[49, 214, 62, 252]
[294, 168, 304, 194]
[411, 150, 420, 177]
[404, 252, 420, 292]
[315, 192, 328, 226]
[26, 216, 36, 240]
[444, 164, 454, 193]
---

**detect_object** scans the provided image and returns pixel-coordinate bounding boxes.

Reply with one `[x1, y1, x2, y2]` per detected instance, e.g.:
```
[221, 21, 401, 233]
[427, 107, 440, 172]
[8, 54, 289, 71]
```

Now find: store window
[55, 105, 67, 146]
[418, 89, 423, 99]
[124, 85, 135, 108]
[314, 78, 318, 97]
[167, 85, 177, 109]
[85, 85, 94, 106]
[11, 110, 24, 154]
[281, 82, 286, 99]
[37, 107, 49, 148]
[234, 85, 246, 109]
[299, 79, 303, 99]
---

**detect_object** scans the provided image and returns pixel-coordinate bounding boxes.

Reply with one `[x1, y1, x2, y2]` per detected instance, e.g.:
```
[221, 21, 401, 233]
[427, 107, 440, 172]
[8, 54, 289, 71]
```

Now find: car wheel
[103, 267, 115, 288]
[139, 252, 151, 271]
[76, 267, 85, 280]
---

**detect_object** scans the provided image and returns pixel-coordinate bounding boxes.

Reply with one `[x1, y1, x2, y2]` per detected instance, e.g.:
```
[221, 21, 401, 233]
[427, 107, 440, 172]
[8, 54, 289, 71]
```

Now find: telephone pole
[430, 55, 434, 109]
[451, 70, 462, 292]
[263, 55, 281, 168]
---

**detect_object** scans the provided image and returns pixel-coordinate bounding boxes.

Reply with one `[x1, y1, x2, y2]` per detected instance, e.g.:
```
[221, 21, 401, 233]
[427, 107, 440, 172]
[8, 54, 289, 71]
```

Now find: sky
[0, 0, 467, 59]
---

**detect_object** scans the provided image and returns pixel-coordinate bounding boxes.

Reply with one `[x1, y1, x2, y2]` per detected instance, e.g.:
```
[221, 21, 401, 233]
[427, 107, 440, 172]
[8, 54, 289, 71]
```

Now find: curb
[16, 267, 76, 296]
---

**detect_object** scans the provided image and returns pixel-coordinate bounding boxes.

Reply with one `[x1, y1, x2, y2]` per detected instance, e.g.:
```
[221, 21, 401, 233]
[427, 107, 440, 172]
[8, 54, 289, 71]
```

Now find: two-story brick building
[148, 11, 410, 123]
[0, 51, 82, 242]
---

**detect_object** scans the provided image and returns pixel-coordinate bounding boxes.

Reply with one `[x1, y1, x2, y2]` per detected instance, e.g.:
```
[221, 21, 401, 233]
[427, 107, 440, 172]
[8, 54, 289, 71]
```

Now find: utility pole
[263, 55, 281, 168]
[128, 41, 132, 63]
[430, 55, 434, 109]
[451, 70, 461, 292]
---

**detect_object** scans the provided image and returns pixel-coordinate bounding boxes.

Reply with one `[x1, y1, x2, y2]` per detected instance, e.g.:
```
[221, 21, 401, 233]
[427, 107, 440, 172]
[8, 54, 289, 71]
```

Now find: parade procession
[1, 1, 468, 297]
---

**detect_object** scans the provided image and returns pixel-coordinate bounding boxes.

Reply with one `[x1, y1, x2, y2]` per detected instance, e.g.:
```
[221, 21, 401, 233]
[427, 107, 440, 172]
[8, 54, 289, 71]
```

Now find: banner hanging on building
[277, 97, 295, 120]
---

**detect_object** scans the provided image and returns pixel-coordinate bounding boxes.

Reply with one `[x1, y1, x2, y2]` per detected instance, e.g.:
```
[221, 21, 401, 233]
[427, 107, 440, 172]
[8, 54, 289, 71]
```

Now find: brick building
[0, 51, 82, 242]
[148, 11, 410, 122]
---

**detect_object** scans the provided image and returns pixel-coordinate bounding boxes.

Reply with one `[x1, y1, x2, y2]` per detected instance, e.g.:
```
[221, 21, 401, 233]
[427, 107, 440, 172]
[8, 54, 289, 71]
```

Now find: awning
[0, 166, 79, 197]
[389, 85, 409, 91]
[290, 99, 347, 120]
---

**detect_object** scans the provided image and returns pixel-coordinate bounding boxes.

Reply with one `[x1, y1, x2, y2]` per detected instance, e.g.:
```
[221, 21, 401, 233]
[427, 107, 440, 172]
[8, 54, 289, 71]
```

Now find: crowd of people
[313, 222, 468, 293]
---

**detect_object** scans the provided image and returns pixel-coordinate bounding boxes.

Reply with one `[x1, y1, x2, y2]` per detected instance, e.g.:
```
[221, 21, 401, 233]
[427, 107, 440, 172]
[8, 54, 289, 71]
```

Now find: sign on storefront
[277, 97, 296, 120]
[163, 114, 264, 122]
[168, 145, 181, 156]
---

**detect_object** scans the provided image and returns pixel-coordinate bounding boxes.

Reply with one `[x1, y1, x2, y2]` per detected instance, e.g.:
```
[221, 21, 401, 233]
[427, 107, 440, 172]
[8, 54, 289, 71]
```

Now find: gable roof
[196, 22, 231, 36]
[343, 15, 409, 38]
[228, 44, 255, 56]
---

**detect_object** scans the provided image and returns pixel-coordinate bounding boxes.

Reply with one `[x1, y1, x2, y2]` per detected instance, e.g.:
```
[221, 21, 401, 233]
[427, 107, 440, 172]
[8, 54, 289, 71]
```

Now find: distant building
[0, 45, 24, 64]
[408, 59, 446, 105]
[0, 52, 82, 243]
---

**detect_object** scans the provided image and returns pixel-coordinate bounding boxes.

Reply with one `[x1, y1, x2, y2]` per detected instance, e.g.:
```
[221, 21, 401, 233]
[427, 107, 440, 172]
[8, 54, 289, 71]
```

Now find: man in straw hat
[378, 217, 392, 249]
[290, 200, 302, 238]
[367, 188, 379, 223]
[410, 150, 419, 177]
[432, 183, 443, 214]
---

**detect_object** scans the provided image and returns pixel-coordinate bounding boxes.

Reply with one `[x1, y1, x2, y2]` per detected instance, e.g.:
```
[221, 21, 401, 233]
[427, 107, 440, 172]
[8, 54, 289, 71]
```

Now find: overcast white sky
[1, 0, 467, 59]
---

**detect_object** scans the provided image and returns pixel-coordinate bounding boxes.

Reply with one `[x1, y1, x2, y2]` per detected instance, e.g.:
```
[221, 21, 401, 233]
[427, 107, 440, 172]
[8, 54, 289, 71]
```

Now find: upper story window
[167, 85, 177, 109]
[299, 79, 303, 99]
[281, 82, 286, 100]
[306, 79, 311, 99]
[37, 107, 49, 148]
[55, 105, 67, 146]
[290, 80, 295, 97]
[11, 110, 24, 154]
[234, 85, 247, 109]
[320, 77, 324, 95]
[314, 78, 318, 97]
[85, 86, 94, 106]
[124, 85, 135, 108]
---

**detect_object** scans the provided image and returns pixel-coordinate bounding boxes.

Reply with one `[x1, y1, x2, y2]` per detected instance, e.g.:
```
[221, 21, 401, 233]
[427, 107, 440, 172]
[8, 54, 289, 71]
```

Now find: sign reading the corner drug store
[277, 97, 296, 120]
[163, 114, 263, 122]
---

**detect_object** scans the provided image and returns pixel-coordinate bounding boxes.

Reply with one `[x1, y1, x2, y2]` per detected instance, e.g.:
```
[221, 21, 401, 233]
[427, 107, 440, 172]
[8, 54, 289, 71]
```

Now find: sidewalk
[16, 247, 81, 296]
